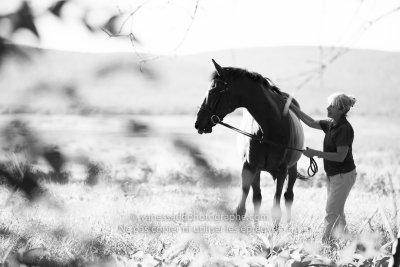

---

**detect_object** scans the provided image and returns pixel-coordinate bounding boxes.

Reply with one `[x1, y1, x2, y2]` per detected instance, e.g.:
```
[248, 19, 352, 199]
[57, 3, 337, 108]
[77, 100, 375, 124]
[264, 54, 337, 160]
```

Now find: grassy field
[0, 113, 398, 266]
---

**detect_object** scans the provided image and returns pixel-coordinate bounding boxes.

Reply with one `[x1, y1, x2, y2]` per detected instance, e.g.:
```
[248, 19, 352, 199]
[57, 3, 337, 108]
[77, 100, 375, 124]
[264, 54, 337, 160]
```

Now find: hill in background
[0, 45, 399, 117]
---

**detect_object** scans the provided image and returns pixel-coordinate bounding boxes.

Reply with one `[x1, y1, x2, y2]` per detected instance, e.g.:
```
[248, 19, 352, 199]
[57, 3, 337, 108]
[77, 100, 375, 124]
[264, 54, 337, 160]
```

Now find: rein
[210, 114, 318, 177]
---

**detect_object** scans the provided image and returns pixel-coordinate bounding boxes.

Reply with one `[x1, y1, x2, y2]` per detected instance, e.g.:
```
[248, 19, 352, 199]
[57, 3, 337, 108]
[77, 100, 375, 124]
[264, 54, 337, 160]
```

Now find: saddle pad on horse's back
[286, 109, 304, 167]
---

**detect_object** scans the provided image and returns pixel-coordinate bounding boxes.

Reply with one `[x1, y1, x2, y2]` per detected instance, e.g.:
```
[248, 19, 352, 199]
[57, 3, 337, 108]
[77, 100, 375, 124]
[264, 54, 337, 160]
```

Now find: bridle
[199, 79, 229, 122]
[199, 77, 318, 178]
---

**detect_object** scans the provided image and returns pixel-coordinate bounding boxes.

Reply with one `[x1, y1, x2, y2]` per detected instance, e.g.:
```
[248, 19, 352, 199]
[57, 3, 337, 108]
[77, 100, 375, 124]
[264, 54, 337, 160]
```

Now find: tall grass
[0, 114, 398, 266]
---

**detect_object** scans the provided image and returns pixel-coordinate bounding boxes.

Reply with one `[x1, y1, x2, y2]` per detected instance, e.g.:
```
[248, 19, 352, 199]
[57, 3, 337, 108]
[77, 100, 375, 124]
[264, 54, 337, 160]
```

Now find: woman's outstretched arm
[289, 104, 322, 130]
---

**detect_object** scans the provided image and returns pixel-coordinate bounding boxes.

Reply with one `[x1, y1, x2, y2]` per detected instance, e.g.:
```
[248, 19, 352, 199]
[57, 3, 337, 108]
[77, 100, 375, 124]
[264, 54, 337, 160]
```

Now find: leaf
[0, 37, 30, 66]
[19, 248, 50, 265]
[15, 1, 39, 38]
[82, 13, 97, 33]
[102, 14, 120, 35]
[173, 139, 212, 170]
[43, 146, 65, 174]
[256, 233, 271, 252]
[378, 206, 395, 239]
[83, 20, 96, 32]
[127, 119, 150, 135]
[85, 162, 103, 186]
[1, 162, 46, 201]
[48, 0, 68, 18]
[375, 256, 391, 267]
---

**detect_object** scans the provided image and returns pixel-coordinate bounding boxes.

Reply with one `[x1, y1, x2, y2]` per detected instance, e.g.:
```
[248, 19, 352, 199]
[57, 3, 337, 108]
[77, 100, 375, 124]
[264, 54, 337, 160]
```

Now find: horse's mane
[211, 67, 282, 94]
[211, 67, 300, 107]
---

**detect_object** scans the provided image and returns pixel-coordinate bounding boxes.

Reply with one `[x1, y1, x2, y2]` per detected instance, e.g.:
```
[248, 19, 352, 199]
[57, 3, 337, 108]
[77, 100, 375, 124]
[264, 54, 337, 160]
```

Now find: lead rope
[211, 115, 318, 177]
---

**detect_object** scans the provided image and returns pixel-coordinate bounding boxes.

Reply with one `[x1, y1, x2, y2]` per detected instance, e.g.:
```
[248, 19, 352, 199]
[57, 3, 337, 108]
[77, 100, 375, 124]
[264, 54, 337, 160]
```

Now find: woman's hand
[283, 95, 296, 108]
[303, 148, 319, 158]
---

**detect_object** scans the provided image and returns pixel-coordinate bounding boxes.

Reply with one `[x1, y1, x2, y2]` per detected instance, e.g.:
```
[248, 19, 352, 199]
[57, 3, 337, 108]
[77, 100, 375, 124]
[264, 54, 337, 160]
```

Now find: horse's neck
[239, 83, 285, 133]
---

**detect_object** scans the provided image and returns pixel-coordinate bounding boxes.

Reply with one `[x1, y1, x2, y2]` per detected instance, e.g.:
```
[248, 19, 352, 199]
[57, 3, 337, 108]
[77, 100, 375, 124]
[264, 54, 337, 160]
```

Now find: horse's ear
[212, 59, 225, 78]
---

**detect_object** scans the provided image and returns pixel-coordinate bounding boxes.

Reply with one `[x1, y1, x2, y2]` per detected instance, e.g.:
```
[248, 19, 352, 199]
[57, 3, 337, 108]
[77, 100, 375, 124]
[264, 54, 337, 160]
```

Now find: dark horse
[194, 59, 304, 224]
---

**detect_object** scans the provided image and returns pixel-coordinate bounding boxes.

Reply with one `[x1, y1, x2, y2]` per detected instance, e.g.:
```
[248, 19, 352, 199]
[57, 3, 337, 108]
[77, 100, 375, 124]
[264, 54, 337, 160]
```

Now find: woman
[289, 92, 357, 243]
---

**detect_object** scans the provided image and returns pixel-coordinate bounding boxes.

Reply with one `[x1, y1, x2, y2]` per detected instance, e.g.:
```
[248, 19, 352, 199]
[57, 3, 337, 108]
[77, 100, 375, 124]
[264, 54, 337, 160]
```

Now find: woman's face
[327, 103, 344, 120]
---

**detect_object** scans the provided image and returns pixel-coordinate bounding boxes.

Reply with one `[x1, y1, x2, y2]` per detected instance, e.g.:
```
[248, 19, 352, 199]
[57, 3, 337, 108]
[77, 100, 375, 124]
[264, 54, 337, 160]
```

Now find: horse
[194, 59, 304, 224]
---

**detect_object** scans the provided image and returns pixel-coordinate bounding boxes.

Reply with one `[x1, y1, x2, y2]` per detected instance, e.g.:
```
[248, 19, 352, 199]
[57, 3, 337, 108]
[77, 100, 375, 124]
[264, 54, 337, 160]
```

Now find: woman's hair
[327, 92, 356, 115]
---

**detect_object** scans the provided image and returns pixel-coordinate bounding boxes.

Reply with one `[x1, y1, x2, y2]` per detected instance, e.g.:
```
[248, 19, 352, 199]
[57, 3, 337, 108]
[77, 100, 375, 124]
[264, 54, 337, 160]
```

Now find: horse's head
[195, 59, 235, 134]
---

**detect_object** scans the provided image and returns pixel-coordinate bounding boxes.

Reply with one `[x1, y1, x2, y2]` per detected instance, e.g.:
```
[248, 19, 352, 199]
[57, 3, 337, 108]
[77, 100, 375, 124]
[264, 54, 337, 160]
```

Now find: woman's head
[327, 92, 356, 119]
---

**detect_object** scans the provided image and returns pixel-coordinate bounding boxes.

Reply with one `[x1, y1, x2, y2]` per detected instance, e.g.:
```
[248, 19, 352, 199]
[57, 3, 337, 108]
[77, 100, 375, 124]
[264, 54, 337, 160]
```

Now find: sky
[2, 0, 400, 55]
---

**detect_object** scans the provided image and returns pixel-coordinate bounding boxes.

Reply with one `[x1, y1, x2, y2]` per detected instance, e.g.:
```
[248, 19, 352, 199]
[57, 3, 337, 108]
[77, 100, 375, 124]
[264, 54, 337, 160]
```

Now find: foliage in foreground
[0, 162, 398, 267]
[0, 115, 399, 266]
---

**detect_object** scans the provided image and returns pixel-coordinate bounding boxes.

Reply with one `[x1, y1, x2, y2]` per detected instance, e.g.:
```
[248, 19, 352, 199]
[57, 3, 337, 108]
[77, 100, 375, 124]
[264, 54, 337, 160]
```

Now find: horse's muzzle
[194, 122, 212, 134]
[194, 122, 202, 134]
[195, 105, 214, 134]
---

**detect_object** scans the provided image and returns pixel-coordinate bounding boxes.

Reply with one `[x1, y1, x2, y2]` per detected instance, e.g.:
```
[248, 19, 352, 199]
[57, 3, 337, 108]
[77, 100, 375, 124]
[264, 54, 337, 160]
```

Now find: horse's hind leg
[236, 161, 258, 219]
[251, 171, 262, 226]
[284, 163, 297, 222]
[251, 171, 262, 216]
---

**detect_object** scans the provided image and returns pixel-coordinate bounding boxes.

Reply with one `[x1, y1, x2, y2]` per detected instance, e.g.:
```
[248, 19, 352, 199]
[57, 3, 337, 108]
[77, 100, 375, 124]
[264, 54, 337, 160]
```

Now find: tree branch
[173, 0, 200, 52]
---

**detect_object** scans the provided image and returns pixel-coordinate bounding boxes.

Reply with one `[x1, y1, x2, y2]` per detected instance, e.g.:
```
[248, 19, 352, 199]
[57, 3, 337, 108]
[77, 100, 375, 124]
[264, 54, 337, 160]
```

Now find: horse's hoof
[271, 207, 282, 222]
[235, 207, 246, 220]
[285, 204, 292, 223]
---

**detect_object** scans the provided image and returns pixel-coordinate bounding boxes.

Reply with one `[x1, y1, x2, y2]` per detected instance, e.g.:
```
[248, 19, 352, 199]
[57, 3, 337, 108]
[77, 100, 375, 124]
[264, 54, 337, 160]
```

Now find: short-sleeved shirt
[319, 117, 356, 176]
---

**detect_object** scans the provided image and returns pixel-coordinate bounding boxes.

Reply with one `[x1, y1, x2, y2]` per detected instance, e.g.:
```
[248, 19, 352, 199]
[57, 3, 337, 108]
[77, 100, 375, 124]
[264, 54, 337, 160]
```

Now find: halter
[201, 77, 318, 178]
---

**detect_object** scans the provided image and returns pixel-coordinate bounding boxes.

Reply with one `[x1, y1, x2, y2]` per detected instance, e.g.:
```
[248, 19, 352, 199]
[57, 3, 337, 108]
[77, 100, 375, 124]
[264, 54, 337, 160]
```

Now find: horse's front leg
[236, 161, 258, 219]
[271, 167, 287, 228]
[284, 164, 297, 222]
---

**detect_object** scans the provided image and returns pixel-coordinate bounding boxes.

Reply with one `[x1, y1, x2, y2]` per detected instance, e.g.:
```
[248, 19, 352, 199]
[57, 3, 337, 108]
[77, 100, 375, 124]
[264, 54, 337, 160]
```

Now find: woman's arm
[303, 146, 349, 162]
[289, 104, 322, 130]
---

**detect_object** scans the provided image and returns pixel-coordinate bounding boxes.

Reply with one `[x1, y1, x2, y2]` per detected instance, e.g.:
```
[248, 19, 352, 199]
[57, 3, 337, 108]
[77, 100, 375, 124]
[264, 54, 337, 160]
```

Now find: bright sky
[2, 0, 400, 55]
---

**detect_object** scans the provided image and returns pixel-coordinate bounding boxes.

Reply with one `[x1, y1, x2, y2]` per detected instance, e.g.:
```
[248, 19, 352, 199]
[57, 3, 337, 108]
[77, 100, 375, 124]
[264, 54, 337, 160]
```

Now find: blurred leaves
[0, 0, 139, 59]
[173, 139, 212, 170]
[85, 161, 108, 186]
[43, 146, 65, 174]
[0, 0, 158, 83]
[0, 1, 39, 38]
[101, 15, 120, 36]
[1, 119, 69, 186]
[96, 61, 158, 80]
[82, 18, 96, 33]
[0, 164, 45, 201]
[0, 37, 29, 67]
[172, 138, 232, 186]
[127, 119, 150, 135]
[0, 1, 38, 66]
[49, 0, 68, 18]
[15, 1, 39, 38]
